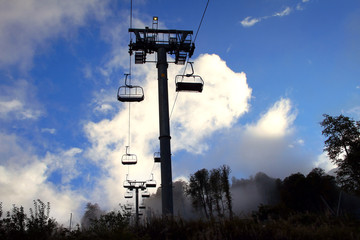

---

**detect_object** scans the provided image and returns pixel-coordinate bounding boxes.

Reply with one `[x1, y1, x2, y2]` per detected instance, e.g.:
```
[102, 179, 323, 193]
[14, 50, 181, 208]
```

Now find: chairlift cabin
[121, 146, 137, 165]
[141, 191, 150, 198]
[154, 152, 161, 163]
[139, 204, 146, 210]
[124, 205, 132, 210]
[123, 180, 133, 189]
[124, 192, 133, 199]
[117, 74, 144, 102]
[146, 174, 156, 188]
[175, 62, 204, 92]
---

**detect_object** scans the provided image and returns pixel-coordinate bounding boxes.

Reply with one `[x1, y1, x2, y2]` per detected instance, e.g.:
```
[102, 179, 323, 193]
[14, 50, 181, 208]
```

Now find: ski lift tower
[129, 17, 195, 216]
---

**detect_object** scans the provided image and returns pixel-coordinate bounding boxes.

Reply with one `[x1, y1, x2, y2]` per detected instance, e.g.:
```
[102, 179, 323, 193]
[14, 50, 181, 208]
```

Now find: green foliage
[27, 199, 57, 240]
[0, 200, 57, 240]
[321, 114, 360, 195]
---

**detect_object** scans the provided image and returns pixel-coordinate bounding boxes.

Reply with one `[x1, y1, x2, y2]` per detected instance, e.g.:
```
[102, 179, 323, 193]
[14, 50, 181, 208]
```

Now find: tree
[27, 199, 57, 240]
[209, 168, 223, 217]
[186, 168, 211, 218]
[220, 165, 233, 218]
[81, 203, 105, 230]
[186, 165, 233, 219]
[321, 114, 360, 195]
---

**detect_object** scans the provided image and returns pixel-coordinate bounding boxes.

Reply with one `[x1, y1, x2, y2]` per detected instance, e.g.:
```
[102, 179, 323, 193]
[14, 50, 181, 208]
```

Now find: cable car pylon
[128, 17, 197, 216]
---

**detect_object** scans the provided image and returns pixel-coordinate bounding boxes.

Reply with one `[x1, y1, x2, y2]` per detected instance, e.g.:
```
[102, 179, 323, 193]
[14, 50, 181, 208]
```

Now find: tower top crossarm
[128, 28, 195, 59]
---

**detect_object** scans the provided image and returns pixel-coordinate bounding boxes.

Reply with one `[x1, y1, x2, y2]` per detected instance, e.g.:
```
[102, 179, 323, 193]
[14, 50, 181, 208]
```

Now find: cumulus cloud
[0, 133, 85, 225]
[171, 54, 251, 153]
[83, 53, 252, 208]
[202, 98, 315, 179]
[0, 0, 108, 70]
[246, 98, 296, 138]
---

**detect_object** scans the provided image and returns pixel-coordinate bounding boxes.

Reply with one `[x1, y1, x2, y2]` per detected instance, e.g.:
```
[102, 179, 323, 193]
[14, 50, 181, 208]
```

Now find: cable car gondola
[117, 74, 144, 102]
[175, 62, 204, 92]
[121, 146, 137, 165]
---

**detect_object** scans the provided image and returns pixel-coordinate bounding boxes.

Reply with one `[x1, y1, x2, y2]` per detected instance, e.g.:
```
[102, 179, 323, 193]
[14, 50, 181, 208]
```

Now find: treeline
[144, 167, 360, 220]
[1, 167, 360, 240]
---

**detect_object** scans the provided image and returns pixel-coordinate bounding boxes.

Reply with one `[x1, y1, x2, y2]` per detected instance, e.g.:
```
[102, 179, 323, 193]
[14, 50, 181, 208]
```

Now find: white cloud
[0, 133, 85, 225]
[0, 99, 23, 115]
[0, 79, 43, 120]
[201, 98, 314, 179]
[241, 16, 261, 27]
[0, 0, 109, 70]
[273, 7, 292, 17]
[346, 106, 360, 119]
[95, 104, 114, 113]
[240, 6, 292, 28]
[313, 152, 337, 172]
[171, 54, 251, 153]
[241, 1, 311, 28]
[44, 147, 83, 184]
[246, 98, 296, 138]
[41, 128, 57, 134]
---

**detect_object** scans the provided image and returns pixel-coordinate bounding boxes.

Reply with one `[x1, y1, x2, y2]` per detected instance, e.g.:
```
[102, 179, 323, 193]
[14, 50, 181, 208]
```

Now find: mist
[141, 172, 280, 219]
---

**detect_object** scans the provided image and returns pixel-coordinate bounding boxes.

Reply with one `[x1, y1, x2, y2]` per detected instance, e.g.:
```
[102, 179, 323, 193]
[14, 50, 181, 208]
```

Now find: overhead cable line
[169, 0, 210, 119]
[194, 0, 210, 43]
[128, 0, 133, 148]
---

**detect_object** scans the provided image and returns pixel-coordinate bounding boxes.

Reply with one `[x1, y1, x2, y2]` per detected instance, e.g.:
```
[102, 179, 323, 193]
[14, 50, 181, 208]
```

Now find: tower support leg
[157, 47, 173, 216]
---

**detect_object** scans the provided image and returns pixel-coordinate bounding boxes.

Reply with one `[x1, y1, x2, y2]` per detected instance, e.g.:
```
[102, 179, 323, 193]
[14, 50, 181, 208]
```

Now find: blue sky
[0, 0, 359, 224]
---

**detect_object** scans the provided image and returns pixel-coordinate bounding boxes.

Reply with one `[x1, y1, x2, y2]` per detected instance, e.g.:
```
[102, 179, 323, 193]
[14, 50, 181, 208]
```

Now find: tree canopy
[321, 114, 360, 195]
